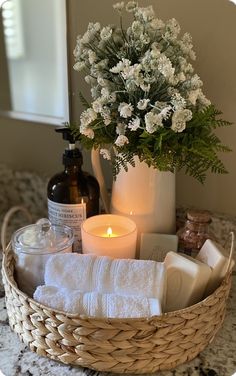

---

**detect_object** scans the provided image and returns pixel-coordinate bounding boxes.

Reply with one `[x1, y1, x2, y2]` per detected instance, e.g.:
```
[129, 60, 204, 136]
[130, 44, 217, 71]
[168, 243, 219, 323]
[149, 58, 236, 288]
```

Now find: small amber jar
[177, 210, 215, 257]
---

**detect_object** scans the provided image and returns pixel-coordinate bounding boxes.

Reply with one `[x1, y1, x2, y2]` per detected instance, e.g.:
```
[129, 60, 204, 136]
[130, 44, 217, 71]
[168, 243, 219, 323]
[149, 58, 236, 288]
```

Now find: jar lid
[187, 210, 211, 223]
[12, 218, 74, 255]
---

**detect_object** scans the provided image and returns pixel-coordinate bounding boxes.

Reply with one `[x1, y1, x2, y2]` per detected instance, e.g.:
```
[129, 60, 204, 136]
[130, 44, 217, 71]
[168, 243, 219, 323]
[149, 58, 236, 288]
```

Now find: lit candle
[105, 227, 116, 237]
[81, 214, 137, 259]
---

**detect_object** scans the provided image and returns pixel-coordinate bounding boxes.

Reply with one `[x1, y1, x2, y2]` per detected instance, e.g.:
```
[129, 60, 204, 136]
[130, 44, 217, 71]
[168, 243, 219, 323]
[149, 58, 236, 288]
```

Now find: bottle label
[47, 199, 86, 252]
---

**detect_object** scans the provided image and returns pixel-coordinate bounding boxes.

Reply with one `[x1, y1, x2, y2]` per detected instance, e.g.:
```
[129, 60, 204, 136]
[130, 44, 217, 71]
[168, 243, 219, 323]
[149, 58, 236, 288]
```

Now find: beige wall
[0, 0, 236, 215]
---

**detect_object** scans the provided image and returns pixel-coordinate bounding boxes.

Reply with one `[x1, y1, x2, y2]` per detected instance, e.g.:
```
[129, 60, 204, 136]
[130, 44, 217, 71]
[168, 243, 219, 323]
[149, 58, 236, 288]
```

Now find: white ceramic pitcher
[91, 148, 176, 236]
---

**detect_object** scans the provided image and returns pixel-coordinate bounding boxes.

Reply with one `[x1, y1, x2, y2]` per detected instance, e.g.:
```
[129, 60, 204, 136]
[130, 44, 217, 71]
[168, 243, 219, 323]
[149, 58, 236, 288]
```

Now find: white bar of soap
[164, 251, 212, 312]
[196, 239, 227, 296]
[140, 233, 178, 261]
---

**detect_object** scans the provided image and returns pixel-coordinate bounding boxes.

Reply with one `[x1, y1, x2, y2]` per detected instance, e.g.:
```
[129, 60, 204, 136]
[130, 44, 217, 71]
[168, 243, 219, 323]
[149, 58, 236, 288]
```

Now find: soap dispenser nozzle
[55, 127, 78, 148]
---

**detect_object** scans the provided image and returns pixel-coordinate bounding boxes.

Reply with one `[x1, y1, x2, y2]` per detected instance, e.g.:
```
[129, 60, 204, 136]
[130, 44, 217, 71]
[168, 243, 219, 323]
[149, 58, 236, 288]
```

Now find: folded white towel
[110, 258, 166, 301]
[44, 254, 166, 304]
[34, 285, 162, 318]
[45, 253, 96, 291]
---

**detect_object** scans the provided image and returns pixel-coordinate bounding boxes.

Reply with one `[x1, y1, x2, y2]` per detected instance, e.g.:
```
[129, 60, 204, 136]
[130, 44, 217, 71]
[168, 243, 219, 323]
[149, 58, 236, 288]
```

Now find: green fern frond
[79, 92, 90, 109]
[112, 152, 135, 178]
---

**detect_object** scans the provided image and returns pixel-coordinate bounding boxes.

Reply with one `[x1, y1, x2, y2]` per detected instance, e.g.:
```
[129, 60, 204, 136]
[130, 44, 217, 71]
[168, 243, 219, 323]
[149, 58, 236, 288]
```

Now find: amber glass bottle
[47, 128, 100, 252]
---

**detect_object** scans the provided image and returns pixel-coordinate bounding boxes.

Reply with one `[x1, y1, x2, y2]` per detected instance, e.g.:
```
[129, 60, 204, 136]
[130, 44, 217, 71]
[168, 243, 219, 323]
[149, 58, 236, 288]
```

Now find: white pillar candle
[81, 214, 137, 259]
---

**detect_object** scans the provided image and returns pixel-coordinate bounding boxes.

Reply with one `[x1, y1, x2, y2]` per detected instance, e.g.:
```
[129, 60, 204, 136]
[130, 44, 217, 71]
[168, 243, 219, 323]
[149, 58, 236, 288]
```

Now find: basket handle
[224, 231, 235, 276]
[1, 206, 32, 254]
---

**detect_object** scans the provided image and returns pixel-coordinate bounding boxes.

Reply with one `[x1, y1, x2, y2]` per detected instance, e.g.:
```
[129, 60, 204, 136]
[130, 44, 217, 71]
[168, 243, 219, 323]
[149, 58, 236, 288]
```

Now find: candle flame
[81, 198, 84, 204]
[107, 227, 113, 237]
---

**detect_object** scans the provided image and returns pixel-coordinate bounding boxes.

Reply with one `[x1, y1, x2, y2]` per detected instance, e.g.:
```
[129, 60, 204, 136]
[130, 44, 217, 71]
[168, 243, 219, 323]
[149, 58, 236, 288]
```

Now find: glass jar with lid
[12, 218, 74, 297]
[177, 210, 215, 257]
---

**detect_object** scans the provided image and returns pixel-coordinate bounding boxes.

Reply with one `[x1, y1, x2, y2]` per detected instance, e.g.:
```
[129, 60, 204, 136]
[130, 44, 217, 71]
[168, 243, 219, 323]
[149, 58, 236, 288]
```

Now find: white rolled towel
[44, 254, 166, 303]
[34, 285, 162, 318]
[33, 285, 66, 311]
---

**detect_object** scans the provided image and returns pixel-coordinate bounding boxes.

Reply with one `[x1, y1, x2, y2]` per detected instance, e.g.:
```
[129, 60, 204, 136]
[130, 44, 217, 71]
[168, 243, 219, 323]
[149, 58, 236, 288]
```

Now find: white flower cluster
[73, 1, 211, 159]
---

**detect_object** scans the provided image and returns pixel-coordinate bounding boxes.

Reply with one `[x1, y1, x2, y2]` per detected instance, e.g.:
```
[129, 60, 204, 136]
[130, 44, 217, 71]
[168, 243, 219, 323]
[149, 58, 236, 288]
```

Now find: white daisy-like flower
[145, 111, 163, 133]
[73, 61, 86, 72]
[92, 98, 104, 113]
[190, 74, 203, 89]
[121, 63, 141, 80]
[81, 31, 92, 44]
[101, 87, 110, 99]
[73, 37, 82, 59]
[126, 1, 138, 12]
[171, 109, 192, 133]
[116, 122, 126, 135]
[100, 26, 113, 41]
[81, 23, 100, 44]
[188, 89, 201, 106]
[100, 148, 111, 160]
[131, 20, 144, 36]
[101, 107, 112, 125]
[110, 58, 131, 74]
[137, 99, 150, 110]
[88, 50, 97, 65]
[80, 126, 94, 139]
[176, 72, 186, 83]
[97, 76, 108, 87]
[197, 91, 211, 108]
[128, 117, 141, 131]
[113, 2, 124, 12]
[118, 102, 134, 118]
[179, 32, 196, 60]
[140, 33, 150, 45]
[80, 108, 97, 127]
[171, 92, 186, 111]
[88, 22, 101, 33]
[135, 6, 155, 22]
[150, 18, 165, 30]
[115, 135, 129, 147]
[158, 55, 175, 81]
[159, 105, 172, 120]
[154, 101, 172, 120]
[189, 50, 196, 60]
[91, 86, 100, 99]
[165, 18, 181, 40]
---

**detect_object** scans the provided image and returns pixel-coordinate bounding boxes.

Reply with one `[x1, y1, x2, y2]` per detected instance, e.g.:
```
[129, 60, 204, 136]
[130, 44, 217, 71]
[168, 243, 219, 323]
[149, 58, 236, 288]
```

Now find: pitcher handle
[91, 147, 110, 214]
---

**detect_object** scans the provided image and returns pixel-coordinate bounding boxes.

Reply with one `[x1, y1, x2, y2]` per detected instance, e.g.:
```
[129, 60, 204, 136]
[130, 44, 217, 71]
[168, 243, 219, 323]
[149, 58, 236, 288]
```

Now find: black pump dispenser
[47, 127, 100, 252]
[55, 128, 83, 166]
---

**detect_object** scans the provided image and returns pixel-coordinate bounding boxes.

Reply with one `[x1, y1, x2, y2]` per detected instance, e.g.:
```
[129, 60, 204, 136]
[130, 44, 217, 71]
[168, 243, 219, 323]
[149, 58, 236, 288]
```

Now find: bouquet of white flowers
[71, 1, 231, 182]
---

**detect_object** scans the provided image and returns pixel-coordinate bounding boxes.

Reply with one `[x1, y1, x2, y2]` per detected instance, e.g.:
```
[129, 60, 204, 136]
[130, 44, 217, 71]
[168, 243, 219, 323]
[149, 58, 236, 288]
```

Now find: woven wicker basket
[1, 206, 234, 374]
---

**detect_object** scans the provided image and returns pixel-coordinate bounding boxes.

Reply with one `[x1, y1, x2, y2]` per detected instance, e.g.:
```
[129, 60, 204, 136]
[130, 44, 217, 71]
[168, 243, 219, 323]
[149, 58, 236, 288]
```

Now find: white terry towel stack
[44, 253, 166, 303]
[34, 285, 162, 318]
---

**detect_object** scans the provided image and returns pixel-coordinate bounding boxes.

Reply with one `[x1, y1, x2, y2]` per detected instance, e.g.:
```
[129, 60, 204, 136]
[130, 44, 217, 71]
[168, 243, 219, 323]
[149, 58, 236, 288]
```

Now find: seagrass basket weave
[1, 207, 234, 374]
